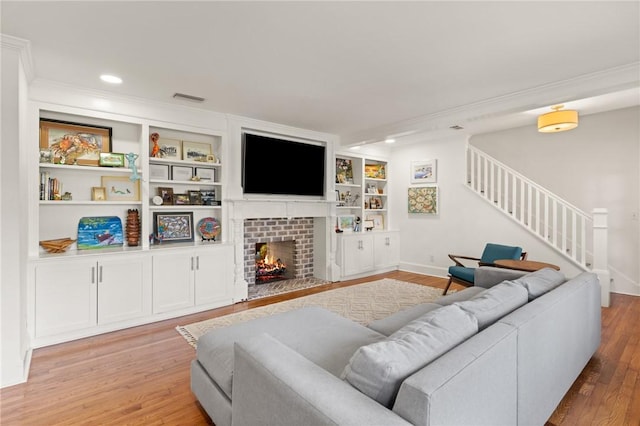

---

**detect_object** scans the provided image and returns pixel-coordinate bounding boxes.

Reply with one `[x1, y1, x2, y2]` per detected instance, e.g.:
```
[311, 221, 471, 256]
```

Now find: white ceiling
[2, 1, 639, 146]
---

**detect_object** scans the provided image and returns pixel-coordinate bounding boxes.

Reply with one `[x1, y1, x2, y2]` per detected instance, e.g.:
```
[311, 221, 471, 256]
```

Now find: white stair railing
[466, 144, 607, 271]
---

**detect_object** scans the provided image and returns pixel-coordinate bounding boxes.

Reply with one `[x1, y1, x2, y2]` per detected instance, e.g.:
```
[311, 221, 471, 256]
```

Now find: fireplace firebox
[255, 241, 294, 283]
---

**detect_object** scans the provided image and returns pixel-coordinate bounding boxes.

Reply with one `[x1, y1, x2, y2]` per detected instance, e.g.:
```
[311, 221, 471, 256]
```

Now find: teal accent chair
[442, 243, 527, 295]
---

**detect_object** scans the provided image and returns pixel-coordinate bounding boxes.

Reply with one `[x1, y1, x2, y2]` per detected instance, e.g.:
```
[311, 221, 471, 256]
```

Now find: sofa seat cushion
[367, 303, 442, 336]
[512, 268, 566, 300]
[342, 305, 478, 408]
[196, 306, 385, 400]
[455, 281, 529, 330]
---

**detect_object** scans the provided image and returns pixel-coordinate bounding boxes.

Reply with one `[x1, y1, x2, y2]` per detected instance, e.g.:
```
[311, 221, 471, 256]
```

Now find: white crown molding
[0, 34, 35, 82]
[340, 62, 640, 146]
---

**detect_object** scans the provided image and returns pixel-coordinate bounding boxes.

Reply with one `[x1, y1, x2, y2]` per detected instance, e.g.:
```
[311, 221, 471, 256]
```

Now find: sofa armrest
[474, 266, 528, 288]
[232, 333, 412, 426]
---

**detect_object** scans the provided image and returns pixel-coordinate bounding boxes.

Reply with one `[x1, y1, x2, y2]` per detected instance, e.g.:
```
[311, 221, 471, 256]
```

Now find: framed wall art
[149, 164, 170, 180]
[337, 215, 355, 232]
[410, 159, 437, 184]
[171, 165, 193, 181]
[364, 163, 386, 179]
[336, 158, 354, 184]
[99, 152, 125, 167]
[157, 138, 182, 159]
[40, 118, 112, 166]
[408, 186, 438, 214]
[101, 175, 140, 201]
[153, 212, 194, 243]
[91, 186, 106, 201]
[183, 141, 212, 162]
[157, 187, 174, 205]
[366, 214, 384, 230]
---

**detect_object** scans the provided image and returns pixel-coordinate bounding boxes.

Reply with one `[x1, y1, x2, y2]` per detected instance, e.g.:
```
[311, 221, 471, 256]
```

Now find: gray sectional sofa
[191, 268, 601, 426]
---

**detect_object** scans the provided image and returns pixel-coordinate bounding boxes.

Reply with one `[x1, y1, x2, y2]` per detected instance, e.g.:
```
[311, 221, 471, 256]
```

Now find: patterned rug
[176, 278, 445, 348]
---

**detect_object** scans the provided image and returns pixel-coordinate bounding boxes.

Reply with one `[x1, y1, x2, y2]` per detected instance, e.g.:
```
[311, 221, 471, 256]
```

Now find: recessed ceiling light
[385, 138, 396, 144]
[100, 74, 122, 84]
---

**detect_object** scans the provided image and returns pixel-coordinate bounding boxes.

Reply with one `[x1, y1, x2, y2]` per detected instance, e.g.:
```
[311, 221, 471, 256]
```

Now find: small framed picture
[200, 189, 216, 206]
[149, 164, 170, 180]
[91, 186, 106, 201]
[101, 175, 140, 201]
[157, 187, 174, 205]
[408, 186, 438, 214]
[174, 194, 190, 205]
[99, 152, 125, 167]
[363, 220, 375, 231]
[411, 159, 437, 184]
[195, 167, 215, 181]
[40, 118, 112, 166]
[157, 138, 182, 159]
[337, 215, 355, 232]
[182, 141, 212, 162]
[364, 163, 386, 179]
[171, 165, 193, 181]
[153, 211, 194, 243]
[188, 190, 203, 205]
[366, 214, 384, 230]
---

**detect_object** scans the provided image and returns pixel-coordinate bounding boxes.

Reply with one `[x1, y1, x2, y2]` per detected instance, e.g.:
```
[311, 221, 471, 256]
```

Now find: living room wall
[470, 106, 639, 296]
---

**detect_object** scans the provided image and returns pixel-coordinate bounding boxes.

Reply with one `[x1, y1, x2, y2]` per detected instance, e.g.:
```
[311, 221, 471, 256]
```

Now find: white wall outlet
[429, 255, 435, 263]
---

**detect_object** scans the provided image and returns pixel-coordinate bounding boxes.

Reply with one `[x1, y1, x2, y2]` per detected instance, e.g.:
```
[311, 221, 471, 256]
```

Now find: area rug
[177, 278, 445, 348]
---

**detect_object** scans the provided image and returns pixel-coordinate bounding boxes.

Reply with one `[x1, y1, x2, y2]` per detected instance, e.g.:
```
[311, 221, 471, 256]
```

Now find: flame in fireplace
[256, 254, 287, 281]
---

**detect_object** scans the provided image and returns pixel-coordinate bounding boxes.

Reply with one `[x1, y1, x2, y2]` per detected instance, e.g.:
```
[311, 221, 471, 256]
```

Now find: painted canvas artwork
[77, 216, 124, 249]
[408, 186, 438, 214]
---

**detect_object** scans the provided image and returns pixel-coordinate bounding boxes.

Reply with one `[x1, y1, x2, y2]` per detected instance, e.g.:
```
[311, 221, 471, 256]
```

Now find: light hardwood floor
[1, 271, 638, 425]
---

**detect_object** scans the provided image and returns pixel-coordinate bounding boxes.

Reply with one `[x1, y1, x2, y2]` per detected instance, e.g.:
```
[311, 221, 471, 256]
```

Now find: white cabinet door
[152, 251, 194, 314]
[374, 231, 400, 269]
[341, 233, 374, 277]
[194, 246, 233, 306]
[35, 259, 97, 338]
[97, 254, 152, 324]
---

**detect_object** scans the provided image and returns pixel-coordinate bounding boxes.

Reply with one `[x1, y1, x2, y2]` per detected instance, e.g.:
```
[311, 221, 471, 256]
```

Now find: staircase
[466, 144, 610, 306]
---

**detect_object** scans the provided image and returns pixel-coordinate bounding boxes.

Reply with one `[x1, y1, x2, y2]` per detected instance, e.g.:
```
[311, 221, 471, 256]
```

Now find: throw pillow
[512, 268, 566, 300]
[341, 305, 478, 408]
[455, 281, 528, 330]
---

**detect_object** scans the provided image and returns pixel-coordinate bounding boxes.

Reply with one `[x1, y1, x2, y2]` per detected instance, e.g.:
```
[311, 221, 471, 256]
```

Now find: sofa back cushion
[455, 281, 529, 330]
[512, 268, 566, 301]
[341, 305, 478, 408]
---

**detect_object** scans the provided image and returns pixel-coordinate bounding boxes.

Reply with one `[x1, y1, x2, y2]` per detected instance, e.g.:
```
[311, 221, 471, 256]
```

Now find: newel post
[592, 208, 610, 307]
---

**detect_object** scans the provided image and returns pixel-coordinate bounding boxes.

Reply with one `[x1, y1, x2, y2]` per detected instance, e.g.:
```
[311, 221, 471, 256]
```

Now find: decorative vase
[126, 209, 140, 247]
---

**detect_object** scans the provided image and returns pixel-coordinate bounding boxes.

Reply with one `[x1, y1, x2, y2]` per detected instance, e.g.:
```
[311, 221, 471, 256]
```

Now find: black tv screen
[242, 133, 326, 197]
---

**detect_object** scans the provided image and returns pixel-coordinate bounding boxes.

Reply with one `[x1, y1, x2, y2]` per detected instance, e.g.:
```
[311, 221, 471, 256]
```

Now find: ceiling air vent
[449, 125, 464, 130]
[173, 93, 205, 102]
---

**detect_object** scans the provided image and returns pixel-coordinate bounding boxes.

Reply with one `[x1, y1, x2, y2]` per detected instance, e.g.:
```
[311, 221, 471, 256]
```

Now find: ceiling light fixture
[385, 138, 396, 144]
[537, 104, 578, 133]
[100, 74, 122, 84]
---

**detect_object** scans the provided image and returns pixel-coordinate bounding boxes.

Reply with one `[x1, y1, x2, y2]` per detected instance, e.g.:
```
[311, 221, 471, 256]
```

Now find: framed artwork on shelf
[157, 138, 182, 159]
[149, 164, 170, 180]
[337, 214, 355, 232]
[183, 141, 212, 162]
[153, 212, 194, 243]
[39, 118, 112, 166]
[91, 187, 106, 201]
[171, 165, 193, 181]
[364, 163, 386, 179]
[408, 186, 438, 214]
[195, 167, 215, 181]
[410, 159, 437, 184]
[200, 189, 217, 206]
[101, 175, 140, 201]
[99, 152, 125, 167]
[173, 194, 190, 205]
[366, 214, 384, 230]
[188, 190, 203, 205]
[157, 187, 174, 205]
[336, 158, 354, 184]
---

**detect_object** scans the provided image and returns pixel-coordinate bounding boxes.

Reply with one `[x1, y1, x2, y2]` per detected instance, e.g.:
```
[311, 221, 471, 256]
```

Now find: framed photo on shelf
[195, 167, 215, 181]
[157, 187, 174, 205]
[40, 118, 112, 166]
[408, 185, 438, 214]
[173, 194, 190, 205]
[200, 189, 217, 206]
[366, 214, 384, 230]
[336, 158, 354, 184]
[149, 164, 170, 180]
[171, 165, 193, 181]
[99, 152, 125, 167]
[188, 190, 203, 205]
[101, 175, 140, 201]
[158, 138, 182, 159]
[410, 159, 437, 184]
[183, 141, 212, 162]
[337, 215, 355, 232]
[91, 186, 106, 201]
[364, 163, 386, 179]
[153, 211, 194, 243]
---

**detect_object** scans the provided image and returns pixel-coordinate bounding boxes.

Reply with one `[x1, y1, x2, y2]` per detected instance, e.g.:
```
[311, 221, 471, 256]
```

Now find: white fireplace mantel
[227, 198, 335, 220]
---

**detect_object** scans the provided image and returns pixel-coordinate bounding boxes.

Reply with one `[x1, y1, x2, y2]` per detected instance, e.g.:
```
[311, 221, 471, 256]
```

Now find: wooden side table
[493, 259, 560, 272]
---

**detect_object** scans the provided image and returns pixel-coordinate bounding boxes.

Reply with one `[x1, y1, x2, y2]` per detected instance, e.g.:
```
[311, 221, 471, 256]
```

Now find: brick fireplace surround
[244, 217, 315, 286]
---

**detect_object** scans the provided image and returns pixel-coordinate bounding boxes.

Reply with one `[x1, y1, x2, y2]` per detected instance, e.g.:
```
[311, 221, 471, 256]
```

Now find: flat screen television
[242, 132, 326, 197]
